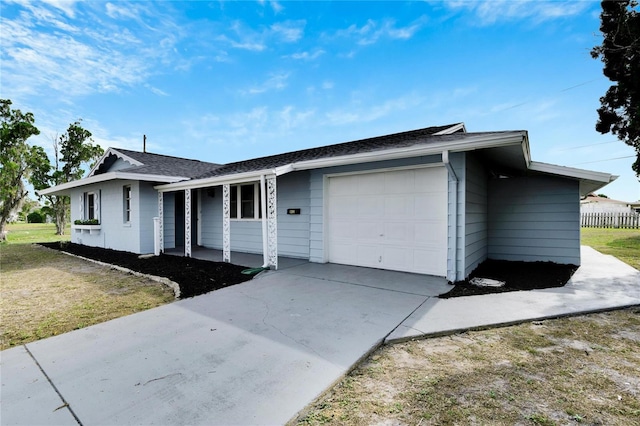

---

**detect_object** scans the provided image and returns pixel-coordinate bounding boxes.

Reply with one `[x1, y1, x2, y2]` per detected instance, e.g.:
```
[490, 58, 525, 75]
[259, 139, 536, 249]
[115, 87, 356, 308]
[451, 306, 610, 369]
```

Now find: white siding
[138, 182, 158, 254]
[488, 176, 580, 265]
[70, 180, 142, 253]
[464, 153, 488, 277]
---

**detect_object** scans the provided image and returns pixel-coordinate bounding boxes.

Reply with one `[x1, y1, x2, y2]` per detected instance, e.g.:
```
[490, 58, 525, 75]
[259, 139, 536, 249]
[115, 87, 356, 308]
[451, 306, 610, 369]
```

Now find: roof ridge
[113, 148, 220, 165]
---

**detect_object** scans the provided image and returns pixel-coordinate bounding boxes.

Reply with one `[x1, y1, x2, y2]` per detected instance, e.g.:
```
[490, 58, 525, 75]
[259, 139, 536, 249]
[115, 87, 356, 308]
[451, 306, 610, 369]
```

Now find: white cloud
[105, 2, 139, 20]
[1, 1, 184, 99]
[446, 0, 590, 25]
[271, 20, 305, 42]
[322, 81, 334, 90]
[242, 72, 290, 95]
[336, 17, 425, 46]
[288, 49, 325, 61]
[325, 93, 424, 125]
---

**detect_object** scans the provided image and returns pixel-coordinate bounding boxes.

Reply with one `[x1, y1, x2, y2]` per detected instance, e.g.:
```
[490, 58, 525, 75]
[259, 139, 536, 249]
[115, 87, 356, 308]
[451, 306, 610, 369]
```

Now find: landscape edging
[40, 245, 181, 299]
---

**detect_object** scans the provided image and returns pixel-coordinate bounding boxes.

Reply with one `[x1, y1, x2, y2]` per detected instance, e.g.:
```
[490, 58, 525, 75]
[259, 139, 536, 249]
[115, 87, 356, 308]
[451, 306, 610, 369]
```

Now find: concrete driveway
[1, 262, 450, 425]
[2, 246, 638, 425]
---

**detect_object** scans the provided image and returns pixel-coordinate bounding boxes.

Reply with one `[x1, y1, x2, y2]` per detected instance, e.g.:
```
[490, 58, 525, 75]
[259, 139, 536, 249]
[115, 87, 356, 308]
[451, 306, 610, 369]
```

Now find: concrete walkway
[1, 246, 638, 425]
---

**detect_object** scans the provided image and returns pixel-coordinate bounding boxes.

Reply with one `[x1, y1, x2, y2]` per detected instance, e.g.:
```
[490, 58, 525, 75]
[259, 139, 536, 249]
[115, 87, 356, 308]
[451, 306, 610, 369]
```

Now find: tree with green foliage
[31, 122, 103, 235]
[591, 0, 640, 175]
[18, 197, 40, 222]
[0, 99, 41, 241]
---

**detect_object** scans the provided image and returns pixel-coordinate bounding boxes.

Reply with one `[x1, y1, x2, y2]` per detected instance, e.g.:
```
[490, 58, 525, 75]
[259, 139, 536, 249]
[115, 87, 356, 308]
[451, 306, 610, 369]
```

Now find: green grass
[3, 222, 71, 245]
[581, 227, 640, 270]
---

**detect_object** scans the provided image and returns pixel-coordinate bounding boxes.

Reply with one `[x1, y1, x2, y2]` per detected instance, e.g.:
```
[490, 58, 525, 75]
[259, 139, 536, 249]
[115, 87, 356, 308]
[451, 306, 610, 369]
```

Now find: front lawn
[581, 227, 640, 270]
[0, 243, 175, 349]
[2, 222, 71, 244]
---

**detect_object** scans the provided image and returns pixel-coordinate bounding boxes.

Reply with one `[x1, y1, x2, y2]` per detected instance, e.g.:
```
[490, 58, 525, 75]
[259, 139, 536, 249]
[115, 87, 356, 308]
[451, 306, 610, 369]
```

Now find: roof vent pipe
[143, 134, 147, 153]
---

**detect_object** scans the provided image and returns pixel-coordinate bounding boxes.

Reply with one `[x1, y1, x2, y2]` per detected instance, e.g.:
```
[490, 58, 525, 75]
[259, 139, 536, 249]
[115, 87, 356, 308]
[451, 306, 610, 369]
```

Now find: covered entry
[326, 166, 448, 276]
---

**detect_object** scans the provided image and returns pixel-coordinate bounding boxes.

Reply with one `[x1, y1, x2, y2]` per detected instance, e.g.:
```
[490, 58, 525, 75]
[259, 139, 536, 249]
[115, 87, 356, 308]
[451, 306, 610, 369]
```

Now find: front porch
[164, 246, 309, 270]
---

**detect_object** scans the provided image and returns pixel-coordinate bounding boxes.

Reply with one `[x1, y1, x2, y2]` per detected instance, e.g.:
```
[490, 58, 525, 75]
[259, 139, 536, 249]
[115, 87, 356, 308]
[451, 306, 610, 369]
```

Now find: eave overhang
[528, 161, 618, 196]
[37, 172, 188, 196]
[155, 132, 527, 192]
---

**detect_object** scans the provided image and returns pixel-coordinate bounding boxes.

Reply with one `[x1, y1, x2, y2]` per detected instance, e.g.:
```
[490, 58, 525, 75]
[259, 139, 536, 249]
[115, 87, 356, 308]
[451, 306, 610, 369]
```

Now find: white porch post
[222, 184, 231, 263]
[266, 175, 278, 270]
[185, 189, 191, 257]
[158, 192, 164, 254]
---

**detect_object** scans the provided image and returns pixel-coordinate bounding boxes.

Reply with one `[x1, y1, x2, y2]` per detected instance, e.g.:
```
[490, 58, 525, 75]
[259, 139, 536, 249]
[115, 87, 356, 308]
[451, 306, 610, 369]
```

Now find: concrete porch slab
[281, 262, 451, 297]
[165, 246, 309, 270]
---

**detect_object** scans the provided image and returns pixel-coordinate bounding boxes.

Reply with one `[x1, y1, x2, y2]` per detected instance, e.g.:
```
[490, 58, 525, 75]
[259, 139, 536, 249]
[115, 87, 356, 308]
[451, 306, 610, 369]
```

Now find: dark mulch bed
[39, 242, 254, 299]
[439, 259, 579, 299]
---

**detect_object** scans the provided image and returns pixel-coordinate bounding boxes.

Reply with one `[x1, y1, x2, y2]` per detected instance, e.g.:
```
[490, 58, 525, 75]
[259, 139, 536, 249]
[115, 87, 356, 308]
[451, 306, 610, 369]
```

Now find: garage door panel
[384, 169, 415, 193]
[330, 220, 358, 239]
[358, 173, 385, 194]
[356, 221, 383, 241]
[384, 195, 415, 218]
[357, 196, 385, 217]
[328, 167, 447, 276]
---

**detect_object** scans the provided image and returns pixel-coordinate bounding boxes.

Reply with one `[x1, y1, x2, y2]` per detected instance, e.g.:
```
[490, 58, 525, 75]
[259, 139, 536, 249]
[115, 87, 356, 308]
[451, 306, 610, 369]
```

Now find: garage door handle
[379, 234, 384, 237]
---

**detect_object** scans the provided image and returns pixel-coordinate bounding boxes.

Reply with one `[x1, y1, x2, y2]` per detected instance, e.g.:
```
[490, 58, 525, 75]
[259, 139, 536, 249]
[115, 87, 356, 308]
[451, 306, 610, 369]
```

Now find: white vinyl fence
[581, 212, 640, 229]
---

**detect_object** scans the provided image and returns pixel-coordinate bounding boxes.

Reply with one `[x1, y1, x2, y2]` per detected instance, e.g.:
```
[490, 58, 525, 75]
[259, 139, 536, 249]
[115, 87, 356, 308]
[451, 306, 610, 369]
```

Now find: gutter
[442, 150, 459, 283]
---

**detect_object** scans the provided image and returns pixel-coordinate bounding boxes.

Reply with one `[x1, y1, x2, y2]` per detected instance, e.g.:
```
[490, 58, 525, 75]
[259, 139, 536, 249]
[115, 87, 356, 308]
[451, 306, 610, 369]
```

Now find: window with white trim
[85, 192, 96, 220]
[79, 191, 100, 221]
[230, 183, 262, 219]
[123, 185, 132, 223]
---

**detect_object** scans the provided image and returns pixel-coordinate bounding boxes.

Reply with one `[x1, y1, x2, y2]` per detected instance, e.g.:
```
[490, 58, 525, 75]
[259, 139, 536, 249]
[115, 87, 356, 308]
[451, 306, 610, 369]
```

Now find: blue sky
[2, 0, 638, 202]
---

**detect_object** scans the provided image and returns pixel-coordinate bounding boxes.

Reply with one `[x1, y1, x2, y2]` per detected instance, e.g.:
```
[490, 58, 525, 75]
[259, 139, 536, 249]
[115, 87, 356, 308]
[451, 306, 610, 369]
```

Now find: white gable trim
[433, 123, 467, 135]
[88, 148, 144, 177]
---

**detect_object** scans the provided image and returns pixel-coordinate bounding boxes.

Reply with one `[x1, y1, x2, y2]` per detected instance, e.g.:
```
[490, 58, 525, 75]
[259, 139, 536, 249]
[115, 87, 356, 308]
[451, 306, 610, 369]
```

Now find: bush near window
[26, 212, 44, 223]
[74, 219, 99, 225]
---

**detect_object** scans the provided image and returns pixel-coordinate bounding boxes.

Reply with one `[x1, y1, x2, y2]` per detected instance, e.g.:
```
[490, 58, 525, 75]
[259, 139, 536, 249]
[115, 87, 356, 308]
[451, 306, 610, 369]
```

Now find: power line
[571, 155, 635, 166]
[556, 140, 619, 151]
[493, 78, 603, 113]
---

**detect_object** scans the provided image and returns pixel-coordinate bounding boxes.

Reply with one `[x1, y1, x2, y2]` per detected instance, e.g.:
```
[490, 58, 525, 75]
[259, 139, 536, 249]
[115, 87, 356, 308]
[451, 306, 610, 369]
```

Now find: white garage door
[327, 167, 447, 276]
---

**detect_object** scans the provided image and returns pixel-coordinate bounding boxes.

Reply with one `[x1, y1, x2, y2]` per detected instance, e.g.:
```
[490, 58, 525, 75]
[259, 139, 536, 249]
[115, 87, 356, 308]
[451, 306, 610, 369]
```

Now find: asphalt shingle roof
[111, 149, 222, 178]
[193, 123, 463, 179]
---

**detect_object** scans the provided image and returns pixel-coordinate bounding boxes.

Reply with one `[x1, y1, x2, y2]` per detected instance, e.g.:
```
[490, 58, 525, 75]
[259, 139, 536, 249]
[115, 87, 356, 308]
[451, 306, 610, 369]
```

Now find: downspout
[443, 150, 458, 283]
[260, 174, 269, 268]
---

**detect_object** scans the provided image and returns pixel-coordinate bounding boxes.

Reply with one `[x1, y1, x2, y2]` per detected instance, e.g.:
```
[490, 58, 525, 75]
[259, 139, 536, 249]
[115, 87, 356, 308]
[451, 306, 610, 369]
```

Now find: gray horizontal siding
[198, 172, 311, 258]
[463, 153, 488, 278]
[488, 176, 580, 265]
[163, 192, 176, 249]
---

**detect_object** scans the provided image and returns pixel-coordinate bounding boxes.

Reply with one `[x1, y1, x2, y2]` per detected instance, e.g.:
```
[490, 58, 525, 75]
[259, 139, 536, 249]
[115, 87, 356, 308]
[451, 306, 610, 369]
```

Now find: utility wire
[556, 140, 619, 151]
[494, 78, 602, 113]
[571, 155, 635, 166]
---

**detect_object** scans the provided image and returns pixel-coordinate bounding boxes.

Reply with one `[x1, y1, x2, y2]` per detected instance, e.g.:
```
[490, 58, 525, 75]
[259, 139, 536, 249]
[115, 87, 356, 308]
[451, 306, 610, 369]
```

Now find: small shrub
[74, 219, 99, 225]
[27, 212, 44, 223]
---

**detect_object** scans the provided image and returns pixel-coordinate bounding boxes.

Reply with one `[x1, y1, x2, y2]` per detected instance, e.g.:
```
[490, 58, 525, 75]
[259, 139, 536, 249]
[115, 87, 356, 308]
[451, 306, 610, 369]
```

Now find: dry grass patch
[297, 308, 640, 425]
[0, 244, 174, 349]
